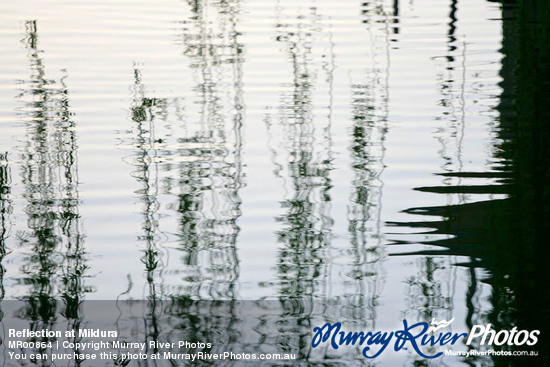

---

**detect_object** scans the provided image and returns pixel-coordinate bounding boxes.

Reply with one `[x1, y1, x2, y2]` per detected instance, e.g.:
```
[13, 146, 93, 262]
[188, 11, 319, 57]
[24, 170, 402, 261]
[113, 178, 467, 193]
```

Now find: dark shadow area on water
[388, 1, 550, 365]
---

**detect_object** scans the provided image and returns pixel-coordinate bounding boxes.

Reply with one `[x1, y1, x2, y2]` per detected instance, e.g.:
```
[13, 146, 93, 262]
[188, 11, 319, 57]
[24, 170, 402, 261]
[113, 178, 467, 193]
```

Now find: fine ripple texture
[1, 0, 549, 365]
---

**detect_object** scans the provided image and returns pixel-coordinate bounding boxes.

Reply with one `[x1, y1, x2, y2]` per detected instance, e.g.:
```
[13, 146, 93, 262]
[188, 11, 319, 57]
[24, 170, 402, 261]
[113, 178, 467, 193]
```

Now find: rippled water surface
[1, 0, 549, 365]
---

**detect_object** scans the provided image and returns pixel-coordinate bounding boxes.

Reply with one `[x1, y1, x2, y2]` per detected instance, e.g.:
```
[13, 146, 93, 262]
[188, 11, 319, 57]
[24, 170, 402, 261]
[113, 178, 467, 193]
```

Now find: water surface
[1, 0, 549, 365]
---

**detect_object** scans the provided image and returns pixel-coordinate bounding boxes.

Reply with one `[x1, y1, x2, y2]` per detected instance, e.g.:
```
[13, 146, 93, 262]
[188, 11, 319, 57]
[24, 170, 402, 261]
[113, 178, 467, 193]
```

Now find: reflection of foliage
[270, 1, 332, 301]
[125, 66, 174, 352]
[0, 152, 11, 301]
[17, 19, 90, 312]
[172, 0, 244, 300]
[266, 3, 335, 361]
[8, 21, 91, 366]
[129, 67, 166, 291]
[348, 82, 387, 262]
[404, 257, 452, 322]
[345, 2, 391, 328]
[388, 3, 550, 365]
[119, 0, 245, 302]
[264, 1, 395, 361]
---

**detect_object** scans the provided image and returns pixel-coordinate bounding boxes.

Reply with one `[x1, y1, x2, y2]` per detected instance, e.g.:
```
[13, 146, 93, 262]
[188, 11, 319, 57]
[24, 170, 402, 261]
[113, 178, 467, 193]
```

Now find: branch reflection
[9, 19, 91, 365]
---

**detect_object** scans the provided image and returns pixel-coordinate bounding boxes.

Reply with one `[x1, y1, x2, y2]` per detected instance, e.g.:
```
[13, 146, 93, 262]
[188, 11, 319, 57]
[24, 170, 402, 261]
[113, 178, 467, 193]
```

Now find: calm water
[1, 0, 549, 365]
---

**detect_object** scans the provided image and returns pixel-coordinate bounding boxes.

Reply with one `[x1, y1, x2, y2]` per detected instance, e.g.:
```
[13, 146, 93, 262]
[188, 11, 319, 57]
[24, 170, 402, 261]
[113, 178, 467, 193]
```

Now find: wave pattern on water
[1, 0, 549, 365]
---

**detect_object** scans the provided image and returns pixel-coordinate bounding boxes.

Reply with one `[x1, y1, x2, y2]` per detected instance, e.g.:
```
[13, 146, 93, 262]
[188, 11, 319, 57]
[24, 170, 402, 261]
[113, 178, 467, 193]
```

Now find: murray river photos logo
[311, 318, 540, 359]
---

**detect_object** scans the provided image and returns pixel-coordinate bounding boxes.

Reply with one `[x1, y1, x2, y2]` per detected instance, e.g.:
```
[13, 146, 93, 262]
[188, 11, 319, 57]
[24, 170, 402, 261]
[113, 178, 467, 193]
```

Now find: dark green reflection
[389, 2, 550, 365]
[123, 0, 245, 300]
[347, 83, 387, 327]
[270, 2, 332, 301]
[125, 66, 168, 353]
[346, 1, 393, 328]
[175, 0, 244, 300]
[117, 0, 247, 360]
[0, 152, 11, 302]
[264, 4, 334, 361]
[9, 20, 91, 365]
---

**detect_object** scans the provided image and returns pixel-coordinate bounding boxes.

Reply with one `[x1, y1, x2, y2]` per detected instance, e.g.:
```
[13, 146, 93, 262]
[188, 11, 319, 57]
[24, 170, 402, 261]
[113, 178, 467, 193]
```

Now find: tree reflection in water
[0, 152, 11, 302]
[388, 2, 550, 365]
[266, 2, 333, 360]
[263, 0, 392, 362]
[9, 19, 91, 365]
[174, 0, 244, 300]
[116, 0, 248, 362]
